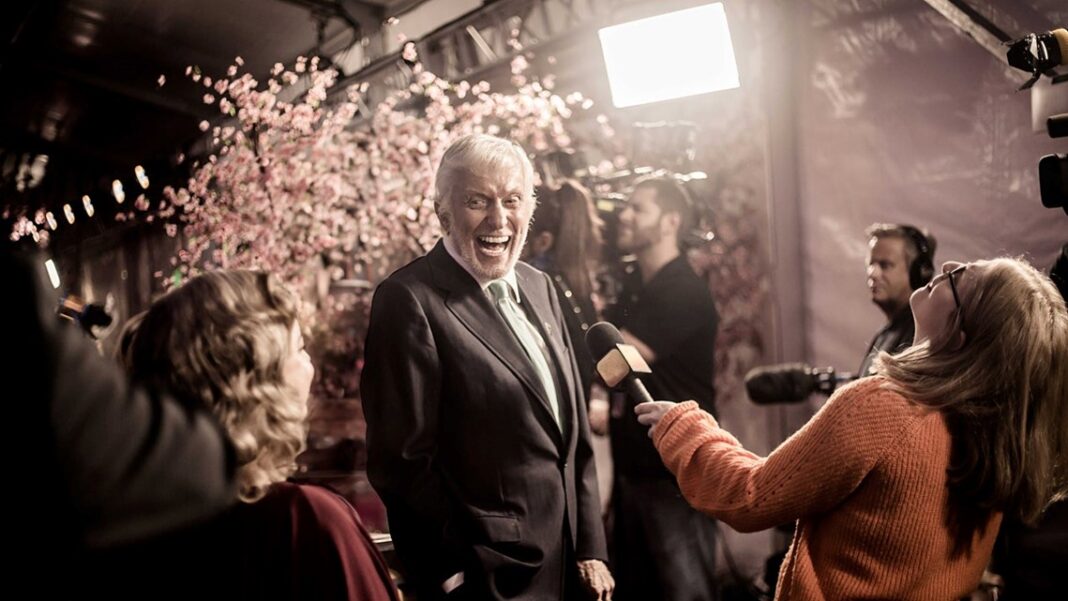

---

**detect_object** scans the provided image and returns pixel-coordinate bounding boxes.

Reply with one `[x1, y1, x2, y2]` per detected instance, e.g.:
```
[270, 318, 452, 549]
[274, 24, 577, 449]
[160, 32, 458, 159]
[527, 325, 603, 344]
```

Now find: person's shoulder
[829, 376, 917, 418]
[659, 257, 715, 308]
[379, 253, 431, 286]
[274, 482, 360, 527]
[662, 256, 706, 286]
[516, 260, 555, 294]
[371, 256, 436, 309]
[516, 259, 549, 280]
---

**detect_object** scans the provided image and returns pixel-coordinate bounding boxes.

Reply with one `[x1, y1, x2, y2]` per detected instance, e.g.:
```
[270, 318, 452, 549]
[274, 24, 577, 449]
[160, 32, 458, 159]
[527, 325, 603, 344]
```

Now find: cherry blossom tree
[162, 48, 605, 398]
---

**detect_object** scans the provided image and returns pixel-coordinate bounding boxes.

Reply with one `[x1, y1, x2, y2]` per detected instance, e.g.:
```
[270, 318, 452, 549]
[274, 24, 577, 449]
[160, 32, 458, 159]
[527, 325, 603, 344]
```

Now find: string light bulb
[45, 259, 61, 289]
[112, 180, 125, 204]
[63, 203, 76, 224]
[134, 165, 150, 189]
[82, 195, 95, 217]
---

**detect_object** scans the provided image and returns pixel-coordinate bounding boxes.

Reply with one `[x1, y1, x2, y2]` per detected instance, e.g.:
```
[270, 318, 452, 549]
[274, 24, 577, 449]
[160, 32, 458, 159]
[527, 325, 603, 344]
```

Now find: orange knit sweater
[650, 377, 1001, 601]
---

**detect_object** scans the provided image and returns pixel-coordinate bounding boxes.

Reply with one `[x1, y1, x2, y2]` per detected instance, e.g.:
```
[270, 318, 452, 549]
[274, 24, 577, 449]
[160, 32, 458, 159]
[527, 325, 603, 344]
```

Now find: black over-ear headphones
[899, 225, 934, 290]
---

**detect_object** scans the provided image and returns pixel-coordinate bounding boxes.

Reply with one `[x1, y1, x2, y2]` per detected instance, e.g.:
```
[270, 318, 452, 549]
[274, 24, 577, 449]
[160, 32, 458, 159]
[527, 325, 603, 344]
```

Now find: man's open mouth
[477, 235, 511, 255]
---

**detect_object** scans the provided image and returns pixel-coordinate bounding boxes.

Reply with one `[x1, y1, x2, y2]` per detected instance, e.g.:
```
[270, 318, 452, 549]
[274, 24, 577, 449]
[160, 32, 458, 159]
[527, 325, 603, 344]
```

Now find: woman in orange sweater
[636, 257, 1068, 600]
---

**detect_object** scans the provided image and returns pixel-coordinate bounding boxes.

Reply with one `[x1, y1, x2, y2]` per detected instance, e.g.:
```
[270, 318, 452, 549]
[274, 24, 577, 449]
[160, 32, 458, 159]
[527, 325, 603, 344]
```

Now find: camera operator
[3, 242, 237, 598]
[604, 176, 719, 601]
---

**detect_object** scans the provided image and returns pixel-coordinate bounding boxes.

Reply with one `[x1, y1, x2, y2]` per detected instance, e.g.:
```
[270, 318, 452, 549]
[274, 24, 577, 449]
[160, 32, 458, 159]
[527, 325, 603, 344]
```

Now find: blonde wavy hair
[122, 270, 308, 503]
[876, 257, 1068, 555]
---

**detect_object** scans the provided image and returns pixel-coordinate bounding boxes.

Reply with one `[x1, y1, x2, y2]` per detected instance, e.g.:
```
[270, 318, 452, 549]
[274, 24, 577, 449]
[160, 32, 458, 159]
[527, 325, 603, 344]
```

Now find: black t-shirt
[857, 305, 915, 377]
[606, 255, 718, 478]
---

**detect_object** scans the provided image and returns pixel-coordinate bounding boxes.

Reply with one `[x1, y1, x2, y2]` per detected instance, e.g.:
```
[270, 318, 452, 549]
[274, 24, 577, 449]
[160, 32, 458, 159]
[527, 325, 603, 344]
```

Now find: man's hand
[577, 559, 614, 600]
[634, 401, 678, 437]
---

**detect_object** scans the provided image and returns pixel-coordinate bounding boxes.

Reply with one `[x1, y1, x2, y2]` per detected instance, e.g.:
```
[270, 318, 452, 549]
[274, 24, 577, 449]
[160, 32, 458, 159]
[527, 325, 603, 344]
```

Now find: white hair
[434, 134, 535, 209]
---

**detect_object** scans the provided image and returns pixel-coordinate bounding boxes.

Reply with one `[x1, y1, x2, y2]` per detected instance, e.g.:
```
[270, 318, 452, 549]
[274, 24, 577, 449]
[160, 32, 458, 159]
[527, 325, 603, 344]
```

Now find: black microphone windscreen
[585, 321, 624, 358]
[744, 363, 817, 405]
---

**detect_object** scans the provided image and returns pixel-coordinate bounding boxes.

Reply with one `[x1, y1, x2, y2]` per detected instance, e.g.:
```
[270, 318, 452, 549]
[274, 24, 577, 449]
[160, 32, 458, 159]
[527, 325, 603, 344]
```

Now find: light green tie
[488, 280, 561, 428]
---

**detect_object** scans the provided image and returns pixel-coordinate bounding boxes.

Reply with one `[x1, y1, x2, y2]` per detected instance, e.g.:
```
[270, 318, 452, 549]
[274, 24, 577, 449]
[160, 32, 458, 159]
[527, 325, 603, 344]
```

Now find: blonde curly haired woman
[636, 257, 1068, 601]
[123, 270, 399, 601]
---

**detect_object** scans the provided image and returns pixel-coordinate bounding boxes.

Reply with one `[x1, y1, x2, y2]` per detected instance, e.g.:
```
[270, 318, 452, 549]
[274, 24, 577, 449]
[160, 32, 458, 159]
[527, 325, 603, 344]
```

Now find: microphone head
[585, 321, 624, 358]
[744, 363, 817, 405]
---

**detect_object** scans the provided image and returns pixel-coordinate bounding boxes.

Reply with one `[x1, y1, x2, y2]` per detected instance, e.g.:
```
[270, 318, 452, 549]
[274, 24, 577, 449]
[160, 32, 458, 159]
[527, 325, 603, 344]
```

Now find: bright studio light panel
[598, 3, 740, 108]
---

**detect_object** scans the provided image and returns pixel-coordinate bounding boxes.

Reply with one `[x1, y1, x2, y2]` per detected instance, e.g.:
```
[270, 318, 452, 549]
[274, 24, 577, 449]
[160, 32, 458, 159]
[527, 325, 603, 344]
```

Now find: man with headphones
[858, 223, 937, 377]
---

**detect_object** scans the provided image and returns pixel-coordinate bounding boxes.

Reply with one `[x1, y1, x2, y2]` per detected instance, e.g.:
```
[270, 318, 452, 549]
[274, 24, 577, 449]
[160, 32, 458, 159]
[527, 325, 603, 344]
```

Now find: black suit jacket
[362, 241, 607, 600]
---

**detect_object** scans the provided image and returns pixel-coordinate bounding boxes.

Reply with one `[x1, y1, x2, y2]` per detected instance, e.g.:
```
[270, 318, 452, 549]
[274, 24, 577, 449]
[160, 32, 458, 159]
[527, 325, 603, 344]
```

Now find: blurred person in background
[525, 179, 605, 401]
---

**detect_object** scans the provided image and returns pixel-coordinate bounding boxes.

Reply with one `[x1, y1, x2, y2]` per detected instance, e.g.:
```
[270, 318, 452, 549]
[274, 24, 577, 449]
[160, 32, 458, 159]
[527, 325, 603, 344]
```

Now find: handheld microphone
[585, 321, 654, 405]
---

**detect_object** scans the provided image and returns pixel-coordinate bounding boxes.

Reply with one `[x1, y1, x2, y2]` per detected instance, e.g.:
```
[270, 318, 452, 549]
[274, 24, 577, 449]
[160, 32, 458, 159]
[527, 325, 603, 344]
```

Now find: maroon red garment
[226, 482, 400, 601]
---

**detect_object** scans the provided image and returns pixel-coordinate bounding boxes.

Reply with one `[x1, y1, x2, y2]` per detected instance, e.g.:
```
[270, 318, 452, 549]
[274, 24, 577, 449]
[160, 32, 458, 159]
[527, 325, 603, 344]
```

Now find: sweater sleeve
[650, 377, 918, 532]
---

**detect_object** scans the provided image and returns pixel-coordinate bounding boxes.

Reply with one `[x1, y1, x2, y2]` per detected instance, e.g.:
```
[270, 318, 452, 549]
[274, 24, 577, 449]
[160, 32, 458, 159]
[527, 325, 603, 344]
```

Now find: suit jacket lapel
[517, 265, 576, 441]
[428, 242, 564, 446]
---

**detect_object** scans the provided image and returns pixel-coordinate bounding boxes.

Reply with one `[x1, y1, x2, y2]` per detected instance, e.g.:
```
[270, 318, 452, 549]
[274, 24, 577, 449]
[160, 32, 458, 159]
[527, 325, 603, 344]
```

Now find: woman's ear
[951, 330, 966, 351]
[530, 231, 554, 255]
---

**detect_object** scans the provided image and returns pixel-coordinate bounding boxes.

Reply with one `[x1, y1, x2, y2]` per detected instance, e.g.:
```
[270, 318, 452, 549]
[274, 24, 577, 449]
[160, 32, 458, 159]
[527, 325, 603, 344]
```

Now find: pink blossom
[153, 47, 625, 399]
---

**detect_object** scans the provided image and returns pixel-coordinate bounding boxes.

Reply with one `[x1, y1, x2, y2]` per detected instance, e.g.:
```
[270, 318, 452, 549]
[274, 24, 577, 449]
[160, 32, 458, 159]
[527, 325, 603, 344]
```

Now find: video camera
[1006, 28, 1068, 214]
[57, 294, 114, 339]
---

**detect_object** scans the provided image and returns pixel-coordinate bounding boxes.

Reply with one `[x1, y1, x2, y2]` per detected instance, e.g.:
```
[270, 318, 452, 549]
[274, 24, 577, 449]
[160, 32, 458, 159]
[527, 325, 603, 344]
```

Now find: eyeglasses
[945, 265, 967, 320]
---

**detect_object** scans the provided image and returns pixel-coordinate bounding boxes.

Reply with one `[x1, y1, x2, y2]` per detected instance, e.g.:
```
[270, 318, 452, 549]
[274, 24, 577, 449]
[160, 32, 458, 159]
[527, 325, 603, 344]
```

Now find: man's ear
[661, 211, 681, 236]
[435, 201, 451, 235]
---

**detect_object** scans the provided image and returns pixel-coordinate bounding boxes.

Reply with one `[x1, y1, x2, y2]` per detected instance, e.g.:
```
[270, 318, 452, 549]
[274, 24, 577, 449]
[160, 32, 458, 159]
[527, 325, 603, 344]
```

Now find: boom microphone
[744, 363, 853, 405]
